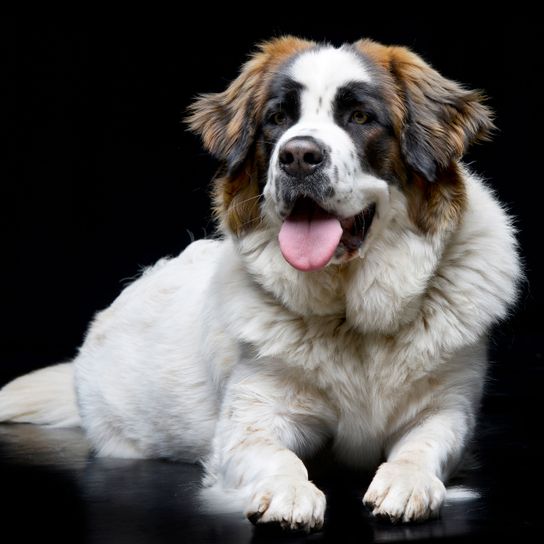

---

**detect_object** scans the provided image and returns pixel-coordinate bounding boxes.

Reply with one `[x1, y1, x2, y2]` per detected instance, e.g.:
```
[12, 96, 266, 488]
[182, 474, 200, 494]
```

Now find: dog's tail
[0, 363, 81, 428]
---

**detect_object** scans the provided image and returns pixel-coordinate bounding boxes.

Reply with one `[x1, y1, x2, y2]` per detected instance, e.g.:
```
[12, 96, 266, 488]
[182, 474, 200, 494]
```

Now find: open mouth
[278, 197, 376, 272]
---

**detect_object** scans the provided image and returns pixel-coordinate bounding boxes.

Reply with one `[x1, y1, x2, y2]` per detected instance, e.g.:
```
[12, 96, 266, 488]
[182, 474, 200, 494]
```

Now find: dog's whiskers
[232, 194, 263, 208]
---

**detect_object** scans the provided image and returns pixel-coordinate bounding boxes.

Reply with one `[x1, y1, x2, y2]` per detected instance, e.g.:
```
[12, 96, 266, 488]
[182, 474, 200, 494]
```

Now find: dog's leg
[363, 408, 471, 523]
[203, 369, 330, 532]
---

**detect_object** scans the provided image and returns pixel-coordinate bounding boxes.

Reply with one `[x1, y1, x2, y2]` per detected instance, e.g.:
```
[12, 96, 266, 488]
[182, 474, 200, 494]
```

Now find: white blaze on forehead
[288, 46, 372, 120]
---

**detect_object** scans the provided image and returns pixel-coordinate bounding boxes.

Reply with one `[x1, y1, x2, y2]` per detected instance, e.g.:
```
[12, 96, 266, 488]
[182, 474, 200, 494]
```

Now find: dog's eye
[350, 111, 369, 125]
[271, 111, 287, 126]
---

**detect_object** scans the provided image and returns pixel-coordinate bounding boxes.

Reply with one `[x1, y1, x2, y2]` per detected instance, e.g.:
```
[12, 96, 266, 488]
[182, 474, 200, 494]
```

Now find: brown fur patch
[406, 164, 468, 233]
[212, 157, 262, 234]
[355, 39, 494, 173]
[187, 36, 315, 235]
[354, 39, 493, 233]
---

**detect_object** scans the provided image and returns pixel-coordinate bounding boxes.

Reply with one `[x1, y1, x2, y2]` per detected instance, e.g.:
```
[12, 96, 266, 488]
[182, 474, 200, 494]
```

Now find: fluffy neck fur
[234, 184, 451, 335]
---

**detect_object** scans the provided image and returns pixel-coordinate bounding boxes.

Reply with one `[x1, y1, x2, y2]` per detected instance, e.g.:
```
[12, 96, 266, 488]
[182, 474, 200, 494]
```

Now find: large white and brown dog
[0, 37, 520, 531]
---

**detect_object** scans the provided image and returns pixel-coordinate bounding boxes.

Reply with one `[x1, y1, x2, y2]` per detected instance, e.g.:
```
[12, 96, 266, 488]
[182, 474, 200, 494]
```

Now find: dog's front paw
[246, 476, 326, 532]
[363, 461, 446, 523]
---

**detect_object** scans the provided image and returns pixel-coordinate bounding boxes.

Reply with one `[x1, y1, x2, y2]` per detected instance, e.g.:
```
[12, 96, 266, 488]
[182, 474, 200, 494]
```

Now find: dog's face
[260, 47, 404, 271]
[188, 37, 493, 272]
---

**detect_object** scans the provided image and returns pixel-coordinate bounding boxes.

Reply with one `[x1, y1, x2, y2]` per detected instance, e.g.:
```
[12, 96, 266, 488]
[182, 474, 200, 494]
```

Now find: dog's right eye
[270, 111, 287, 126]
[350, 110, 369, 125]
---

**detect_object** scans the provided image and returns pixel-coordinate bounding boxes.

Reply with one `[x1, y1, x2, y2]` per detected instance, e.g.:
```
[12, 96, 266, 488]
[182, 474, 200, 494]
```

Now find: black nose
[279, 137, 326, 177]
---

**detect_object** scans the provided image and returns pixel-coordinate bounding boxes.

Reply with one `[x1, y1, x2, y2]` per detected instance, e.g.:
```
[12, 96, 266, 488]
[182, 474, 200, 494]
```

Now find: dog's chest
[220, 291, 430, 466]
[279, 326, 418, 466]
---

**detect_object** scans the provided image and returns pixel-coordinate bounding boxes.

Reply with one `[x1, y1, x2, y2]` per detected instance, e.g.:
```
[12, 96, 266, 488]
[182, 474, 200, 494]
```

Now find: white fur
[444, 486, 480, 502]
[0, 363, 80, 427]
[0, 48, 520, 531]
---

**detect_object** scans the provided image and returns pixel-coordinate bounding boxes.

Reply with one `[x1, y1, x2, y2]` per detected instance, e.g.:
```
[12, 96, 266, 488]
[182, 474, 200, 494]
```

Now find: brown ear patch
[187, 36, 314, 235]
[187, 36, 315, 172]
[355, 39, 494, 233]
[356, 39, 494, 182]
[355, 39, 494, 183]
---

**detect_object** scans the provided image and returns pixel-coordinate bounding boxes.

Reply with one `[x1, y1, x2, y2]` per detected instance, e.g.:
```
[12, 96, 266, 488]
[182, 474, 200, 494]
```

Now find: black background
[3, 13, 543, 542]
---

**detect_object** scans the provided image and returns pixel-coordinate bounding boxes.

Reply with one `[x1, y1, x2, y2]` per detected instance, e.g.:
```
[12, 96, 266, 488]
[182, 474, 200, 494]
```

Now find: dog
[0, 37, 520, 531]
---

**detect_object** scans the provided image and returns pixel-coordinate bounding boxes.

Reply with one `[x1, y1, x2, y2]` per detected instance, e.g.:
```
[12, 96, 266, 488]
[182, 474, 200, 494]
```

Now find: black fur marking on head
[261, 75, 304, 157]
[332, 81, 402, 186]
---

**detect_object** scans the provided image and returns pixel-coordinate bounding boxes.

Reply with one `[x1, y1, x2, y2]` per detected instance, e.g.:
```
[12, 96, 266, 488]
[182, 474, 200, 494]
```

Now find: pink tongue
[278, 202, 342, 272]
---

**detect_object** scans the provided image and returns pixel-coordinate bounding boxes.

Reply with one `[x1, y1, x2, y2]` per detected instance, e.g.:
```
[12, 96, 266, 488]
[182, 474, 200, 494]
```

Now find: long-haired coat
[0, 37, 520, 531]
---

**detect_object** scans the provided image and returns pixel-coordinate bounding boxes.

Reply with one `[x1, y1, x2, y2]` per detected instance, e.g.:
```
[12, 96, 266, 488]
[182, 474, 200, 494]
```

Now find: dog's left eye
[270, 111, 287, 126]
[350, 111, 369, 125]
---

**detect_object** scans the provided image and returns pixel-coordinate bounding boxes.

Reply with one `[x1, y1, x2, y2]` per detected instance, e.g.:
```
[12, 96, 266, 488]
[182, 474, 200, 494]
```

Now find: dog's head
[188, 37, 493, 272]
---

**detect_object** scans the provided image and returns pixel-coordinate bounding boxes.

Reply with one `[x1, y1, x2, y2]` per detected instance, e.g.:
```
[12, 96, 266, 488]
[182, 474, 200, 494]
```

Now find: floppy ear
[357, 40, 495, 182]
[187, 37, 315, 236]
[187, 36, 314, 173]
[186, 59, 260, 172]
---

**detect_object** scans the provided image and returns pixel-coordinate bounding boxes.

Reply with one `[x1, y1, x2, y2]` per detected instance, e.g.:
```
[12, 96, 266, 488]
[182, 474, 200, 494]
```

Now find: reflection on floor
[0, 335, 540, 543]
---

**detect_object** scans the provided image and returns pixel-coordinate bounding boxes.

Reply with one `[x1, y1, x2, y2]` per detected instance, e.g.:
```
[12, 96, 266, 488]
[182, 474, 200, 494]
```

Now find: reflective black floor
[0, 335, 541, 543]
